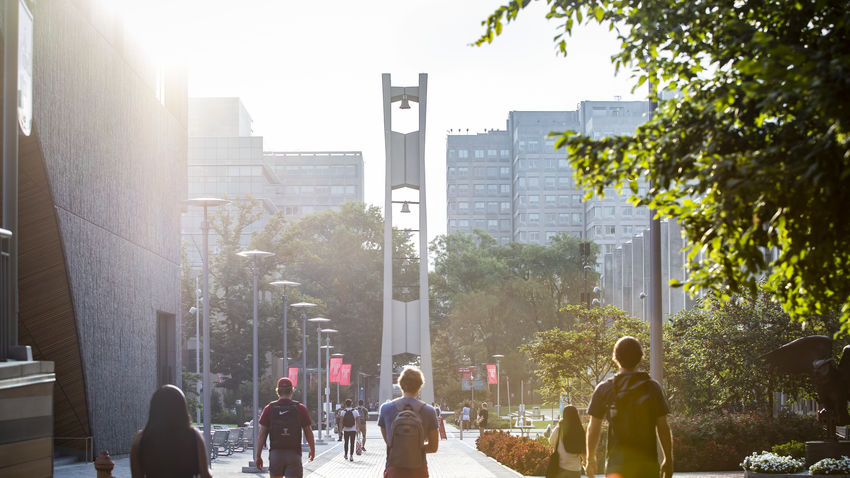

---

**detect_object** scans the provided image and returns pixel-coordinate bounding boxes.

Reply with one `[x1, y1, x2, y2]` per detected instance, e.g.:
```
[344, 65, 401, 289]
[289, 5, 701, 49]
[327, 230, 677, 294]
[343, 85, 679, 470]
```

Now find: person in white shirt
[461, 403, 471, 430]
[548, 405, 586, 478]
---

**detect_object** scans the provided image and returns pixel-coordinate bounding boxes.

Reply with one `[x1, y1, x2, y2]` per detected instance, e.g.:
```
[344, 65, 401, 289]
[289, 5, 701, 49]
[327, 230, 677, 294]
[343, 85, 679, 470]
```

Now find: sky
[115, 0, 644, 241]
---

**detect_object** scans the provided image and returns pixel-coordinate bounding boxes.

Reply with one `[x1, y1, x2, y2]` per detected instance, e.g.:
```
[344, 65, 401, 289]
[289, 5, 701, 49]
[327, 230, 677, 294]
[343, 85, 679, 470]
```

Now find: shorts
[269, 448, 303, 478]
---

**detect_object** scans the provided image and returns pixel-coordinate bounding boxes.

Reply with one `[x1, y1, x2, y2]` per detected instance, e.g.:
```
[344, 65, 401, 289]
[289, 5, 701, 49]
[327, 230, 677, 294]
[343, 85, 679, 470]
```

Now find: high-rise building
[183, 98, 364, 266]
[446, 101, 693, 320]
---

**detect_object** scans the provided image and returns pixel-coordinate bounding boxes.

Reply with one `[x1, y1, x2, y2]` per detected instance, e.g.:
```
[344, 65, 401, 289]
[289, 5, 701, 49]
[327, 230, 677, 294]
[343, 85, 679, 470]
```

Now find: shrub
[670, 411, 819, 471]
[477, 430, 551, 476]
[810, 456, 850, 475]
[771, 440, 806, 459]
[741, 451, 806, 474]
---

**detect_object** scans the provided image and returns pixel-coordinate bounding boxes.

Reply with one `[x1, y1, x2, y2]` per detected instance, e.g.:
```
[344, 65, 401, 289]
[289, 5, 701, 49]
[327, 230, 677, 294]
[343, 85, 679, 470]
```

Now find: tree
[522, 305, 649, 405]
[475, 0, 850, 329]
[664, 286, 842, 415]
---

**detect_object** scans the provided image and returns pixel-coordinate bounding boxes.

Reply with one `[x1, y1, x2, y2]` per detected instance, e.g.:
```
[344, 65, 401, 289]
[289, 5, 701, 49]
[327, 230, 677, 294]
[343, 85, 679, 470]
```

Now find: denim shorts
[269, 448, 303, 478]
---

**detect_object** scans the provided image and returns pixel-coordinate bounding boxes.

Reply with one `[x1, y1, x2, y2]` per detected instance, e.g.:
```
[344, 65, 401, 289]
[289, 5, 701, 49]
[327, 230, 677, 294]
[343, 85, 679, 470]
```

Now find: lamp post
[592, 286, 602, 307]
[321, 343, 335, 438]
[640, 291, 648, 322]
[290, 302, 317, 406]
[184, 197, 229, 451]
[309, 317, 332, 442]
[189, 275, 201, 425]
[492, 354, 504, 418]
[237, 249, 274, 472]
[270, 280, 300, 375]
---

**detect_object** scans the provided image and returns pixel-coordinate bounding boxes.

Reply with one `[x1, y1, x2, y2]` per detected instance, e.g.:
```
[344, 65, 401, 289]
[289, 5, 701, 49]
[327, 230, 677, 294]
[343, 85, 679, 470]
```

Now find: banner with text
[340, 363, 352, 386]
[329, 357, 343, 383]
[288, 367, 299, 388]
[487, 363, 497, 384]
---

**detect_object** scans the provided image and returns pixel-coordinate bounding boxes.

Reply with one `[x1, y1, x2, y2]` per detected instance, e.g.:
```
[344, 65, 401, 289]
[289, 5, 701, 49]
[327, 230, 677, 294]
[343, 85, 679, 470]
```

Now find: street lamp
[492, 354, 504, 418]
[639, 291, 648, 321]
[237, 249, 274, 471]
[321, 343, 336, 438]
[184, 197, 229, 450]
[291, 302, 317, 406]
[309, 317, 332, 442]
[270, 280, 300, 375]
[189, 274, 201, 426]
[592, 286, 602, 307]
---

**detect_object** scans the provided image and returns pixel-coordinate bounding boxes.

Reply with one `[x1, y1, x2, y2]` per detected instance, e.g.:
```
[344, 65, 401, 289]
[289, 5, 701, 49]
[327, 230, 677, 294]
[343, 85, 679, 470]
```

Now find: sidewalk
[54, 422, 744, 478]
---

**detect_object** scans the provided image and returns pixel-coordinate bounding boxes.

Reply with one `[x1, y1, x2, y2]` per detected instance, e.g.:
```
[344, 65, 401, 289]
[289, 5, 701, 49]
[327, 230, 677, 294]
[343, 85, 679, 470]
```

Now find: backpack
[269, 401, 301, 449]
[606, 376, 655, 449]
[342, 408, 356, 428]
[387, 398, 426, 468]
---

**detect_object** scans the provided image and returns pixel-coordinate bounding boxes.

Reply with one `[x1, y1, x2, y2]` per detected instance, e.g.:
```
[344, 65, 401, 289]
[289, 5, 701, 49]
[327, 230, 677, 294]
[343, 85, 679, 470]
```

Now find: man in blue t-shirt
[378, 367, 439, 478]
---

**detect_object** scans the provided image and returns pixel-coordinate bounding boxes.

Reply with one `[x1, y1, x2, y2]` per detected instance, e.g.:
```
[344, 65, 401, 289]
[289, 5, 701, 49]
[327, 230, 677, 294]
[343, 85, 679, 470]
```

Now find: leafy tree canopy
[476, 0, 850, 330]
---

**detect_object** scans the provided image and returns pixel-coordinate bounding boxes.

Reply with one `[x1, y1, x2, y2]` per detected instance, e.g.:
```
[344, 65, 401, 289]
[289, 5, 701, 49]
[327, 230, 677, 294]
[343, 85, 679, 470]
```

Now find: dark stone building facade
[4, 0, 186, 456]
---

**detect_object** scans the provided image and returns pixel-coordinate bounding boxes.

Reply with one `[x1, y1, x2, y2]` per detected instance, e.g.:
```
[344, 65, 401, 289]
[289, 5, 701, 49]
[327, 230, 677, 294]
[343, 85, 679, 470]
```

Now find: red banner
[288, 367, 299, 388]
[329, 357, 343, 383]
[340, 363, 352, 386]
[487, 363, 497, 384]
[463, 371, 472, 380]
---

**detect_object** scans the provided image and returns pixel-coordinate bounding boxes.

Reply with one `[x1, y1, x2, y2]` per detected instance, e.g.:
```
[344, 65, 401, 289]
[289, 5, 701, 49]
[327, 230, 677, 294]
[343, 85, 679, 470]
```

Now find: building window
[459, 202, 469, 210]
[559, 213, 570, 224]
[545, 213, 557, 225]
[487, 201, 499, 213]
[500, 184, 511, 194]
[529, 213, 540, 224]
[458, 150, 469, 158]
[474, 167, 486, 178]
[474, 149, 485, 159]
[459, 219, 469, 228]
[528, 177, 539, 188]
[528, 231, 540, 242]
[487, 149, 498, 157]
[545, 195, 557, 206]
[500, 167, 510, 177]
[448, 167, 456, 177]
[474, 184, 485, 196]
[501, 201, 511, 212]
[458, 167, 469, 176]
[475, 201, 485, 211]
[448, 149, 457, 159]
[572, 213, 582, 224]
[488, 184, 498, 195]
[488, 219, 499, 231]
[501, 149, 510, 158]
[544, 177, 556, 189]
[487, 167, 498, 178]
[605, 225, 616, 235]
[605, 206, 616, 217]
[546, 231, 558, 241]
[622, 207, 633, 216]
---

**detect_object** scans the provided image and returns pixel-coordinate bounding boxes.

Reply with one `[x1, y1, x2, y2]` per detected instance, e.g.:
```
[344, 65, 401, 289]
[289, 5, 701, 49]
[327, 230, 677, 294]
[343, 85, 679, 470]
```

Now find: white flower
[740, 451, 805, 474]
[810, 456, 850, 475]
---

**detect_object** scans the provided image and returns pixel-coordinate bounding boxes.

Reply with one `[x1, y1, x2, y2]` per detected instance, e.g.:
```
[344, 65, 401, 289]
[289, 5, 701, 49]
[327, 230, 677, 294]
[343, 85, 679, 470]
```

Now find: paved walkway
[54, 422, 744, 478]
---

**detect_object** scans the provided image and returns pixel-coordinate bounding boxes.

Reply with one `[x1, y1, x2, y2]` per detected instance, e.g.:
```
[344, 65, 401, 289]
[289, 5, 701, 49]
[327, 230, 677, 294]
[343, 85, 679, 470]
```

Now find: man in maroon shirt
[256, 377, 316, 478]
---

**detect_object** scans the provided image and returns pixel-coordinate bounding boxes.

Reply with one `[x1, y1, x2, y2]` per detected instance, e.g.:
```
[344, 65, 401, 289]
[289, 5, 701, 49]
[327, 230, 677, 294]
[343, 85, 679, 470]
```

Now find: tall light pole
[184, 197, 229, 451]
[321, 343, 335, 438]
[189, 274, 201, 425]
[237, 249, 274, 472]
[271, 281, 300, 375]
[492, 354, 504, 418]
[290, 302, 316, 405]
[309, 317, 332, 442]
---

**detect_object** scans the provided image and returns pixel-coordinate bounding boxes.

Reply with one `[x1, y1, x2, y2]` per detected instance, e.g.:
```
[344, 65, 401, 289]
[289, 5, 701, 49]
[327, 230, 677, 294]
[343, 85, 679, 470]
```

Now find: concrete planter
[745, 473, 850, 478]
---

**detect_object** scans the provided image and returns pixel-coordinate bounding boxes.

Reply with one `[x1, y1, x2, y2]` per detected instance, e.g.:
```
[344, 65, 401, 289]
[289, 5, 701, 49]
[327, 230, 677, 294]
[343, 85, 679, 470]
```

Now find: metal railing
[54, 436, 94, 462]
[0, 228, 12, 361]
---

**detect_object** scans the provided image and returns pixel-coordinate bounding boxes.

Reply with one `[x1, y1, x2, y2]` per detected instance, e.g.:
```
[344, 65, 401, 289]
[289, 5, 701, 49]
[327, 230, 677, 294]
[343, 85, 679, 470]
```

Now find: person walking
[477, 402, 489, 435]
[585, 336, 673, 478]
[340, 399, 360, 461]
[357, 399, 369, 452]
[378, 366, 439, 478]
[255, 378, 316, 478]
[461, 403, 471, 430]
[130, 385, 212, 478]
[548, 405, 586, 478]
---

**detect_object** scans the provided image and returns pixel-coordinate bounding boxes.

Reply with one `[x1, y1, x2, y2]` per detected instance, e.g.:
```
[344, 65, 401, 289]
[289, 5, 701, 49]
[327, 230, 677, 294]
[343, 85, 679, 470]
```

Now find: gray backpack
[387, 398, 426, 468]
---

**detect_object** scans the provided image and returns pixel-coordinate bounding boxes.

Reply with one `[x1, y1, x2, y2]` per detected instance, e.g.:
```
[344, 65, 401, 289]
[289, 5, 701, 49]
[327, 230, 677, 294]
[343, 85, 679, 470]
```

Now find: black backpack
[342, 408, 356, 427]
[269, 401, 301, 449]
[387, 398, 426, 468]
[606, 376, 655, 448]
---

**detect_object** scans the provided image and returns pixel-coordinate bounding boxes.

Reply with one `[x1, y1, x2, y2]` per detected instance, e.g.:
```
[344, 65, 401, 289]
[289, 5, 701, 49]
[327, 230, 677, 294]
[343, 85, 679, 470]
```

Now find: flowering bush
[740, 451, 805, 474]
[671, 411, 820, 471]
[770, 440, 806, 459]
[810, 456, 850, 475]
[476, 430, 551, 475]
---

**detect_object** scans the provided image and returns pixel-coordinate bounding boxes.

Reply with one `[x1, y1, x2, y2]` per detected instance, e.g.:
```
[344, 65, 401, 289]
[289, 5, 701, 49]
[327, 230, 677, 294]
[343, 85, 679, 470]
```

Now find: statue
[762, 335, 850, 441]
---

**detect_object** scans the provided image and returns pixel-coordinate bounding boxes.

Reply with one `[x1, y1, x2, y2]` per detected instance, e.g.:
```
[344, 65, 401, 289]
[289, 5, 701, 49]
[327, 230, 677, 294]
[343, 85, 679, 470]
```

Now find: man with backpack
[585, 336, 673, 478]
[378, 366, 439, 478]
[340, 399, 360, 461]
[255, 377, 316, 478]
[357, 399, 369, 452]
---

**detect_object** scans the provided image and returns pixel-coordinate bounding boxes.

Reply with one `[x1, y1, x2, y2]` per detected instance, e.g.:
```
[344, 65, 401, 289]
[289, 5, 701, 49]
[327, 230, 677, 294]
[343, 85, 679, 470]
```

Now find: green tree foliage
[475, 0, 850, 329]
[522, 305, 649, 405]
[429, 231, 597, 400]
[664, 286, 842, 414]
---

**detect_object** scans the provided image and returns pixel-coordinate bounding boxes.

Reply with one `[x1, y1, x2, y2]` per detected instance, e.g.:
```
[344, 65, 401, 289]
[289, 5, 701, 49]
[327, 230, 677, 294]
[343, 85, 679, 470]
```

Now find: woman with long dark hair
[130, 385, 212, 478]
[547, 405, 586, 478]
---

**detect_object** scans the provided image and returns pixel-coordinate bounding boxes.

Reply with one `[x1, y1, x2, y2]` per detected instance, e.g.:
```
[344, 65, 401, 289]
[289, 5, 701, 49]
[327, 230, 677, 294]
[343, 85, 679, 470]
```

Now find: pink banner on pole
[487, 364, 497, 384]
[329, 357, 343, 383]
[288, 367, 299, 388]
[340, 364, 352, 386]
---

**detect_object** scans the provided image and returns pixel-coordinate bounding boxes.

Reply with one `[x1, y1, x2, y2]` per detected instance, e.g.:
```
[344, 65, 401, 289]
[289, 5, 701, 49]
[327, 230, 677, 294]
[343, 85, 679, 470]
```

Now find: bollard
[94, 450, 114, 478]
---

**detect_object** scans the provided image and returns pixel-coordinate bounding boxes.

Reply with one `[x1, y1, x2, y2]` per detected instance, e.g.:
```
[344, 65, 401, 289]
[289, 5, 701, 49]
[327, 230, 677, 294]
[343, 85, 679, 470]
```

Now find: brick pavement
[53, 421, 744, 478]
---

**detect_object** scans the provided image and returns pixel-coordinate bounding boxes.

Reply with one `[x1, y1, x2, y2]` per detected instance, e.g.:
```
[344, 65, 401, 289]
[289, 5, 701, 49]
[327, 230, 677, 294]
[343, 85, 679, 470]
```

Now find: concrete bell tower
[379, 73, 434, 403]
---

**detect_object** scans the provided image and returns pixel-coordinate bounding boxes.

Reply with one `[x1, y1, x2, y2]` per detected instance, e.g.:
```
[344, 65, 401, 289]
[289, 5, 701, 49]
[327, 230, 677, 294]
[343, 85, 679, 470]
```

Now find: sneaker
[344, 455, 348, 460]
[361, 447, 366, 452]
[350, 456, 354, 462]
